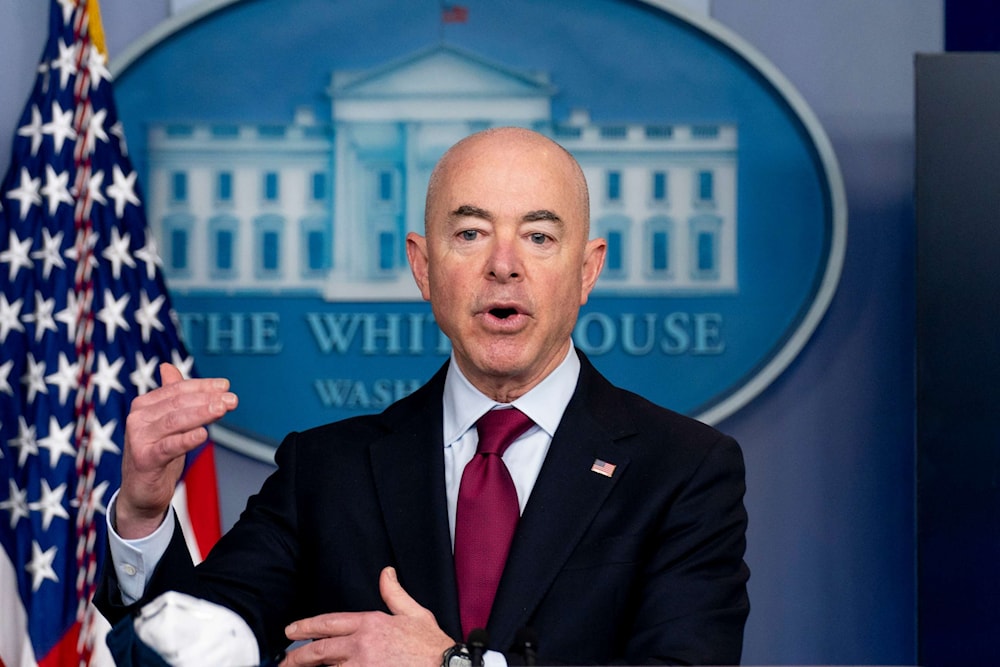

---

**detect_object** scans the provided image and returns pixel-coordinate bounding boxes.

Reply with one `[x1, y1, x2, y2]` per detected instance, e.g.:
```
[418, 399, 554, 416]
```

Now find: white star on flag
[101, 226, 136, 279]
[56, 0, 75, 24]
[20, 352, 49, 405]
[106, 164, 140, 217]
[136, 290, 167, 342]
[5, 170, 42, 222]
[91, 352, 126, 403]
[85, 416, 120, 466]
[86, 44, 112, 91]
[28, 479, 70, 531]
[38, 416, 77, 467]
[25, 541, 60, 592]
[23, 291, 58, 342]
[41, 164, 75, 216]
[0, 293, 26, 342]
[45, 352, 80, 405]
[130, 351, 160, 395]
[0, 479, 31, 529]
[1, 229, 34, 278]
[84, 169, 108, 216]
[30, 227, 67, 279]
[65, 228, 100, 271]
[54, 289, 81, 342]
[0, 358, 15, 395]
[110, 120, 128, 156]
[51, 38, 79, 90]
[17, 105, 46, 156]
[96, 288, 130, 341]
[10, 416, 40, 468]
[134, 234, 162, 280]
[83, 107, 109, 155]
[42, 101, 77, 153]
[172, 349, 195, 378]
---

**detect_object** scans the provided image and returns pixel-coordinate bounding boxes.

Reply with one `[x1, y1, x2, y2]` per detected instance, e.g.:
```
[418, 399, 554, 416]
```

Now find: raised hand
[116, 363, 238, 539]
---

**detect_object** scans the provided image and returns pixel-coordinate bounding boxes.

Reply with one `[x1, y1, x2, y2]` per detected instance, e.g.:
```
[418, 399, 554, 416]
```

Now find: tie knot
[475, 408, 534, 457]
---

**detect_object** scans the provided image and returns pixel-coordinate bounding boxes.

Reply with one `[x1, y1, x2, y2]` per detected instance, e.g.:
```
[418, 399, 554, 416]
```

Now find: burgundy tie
[454, 408, 534, 638]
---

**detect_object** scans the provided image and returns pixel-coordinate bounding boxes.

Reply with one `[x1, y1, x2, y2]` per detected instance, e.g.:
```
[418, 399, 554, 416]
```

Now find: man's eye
[529, 233, 548, 244]
[459, 230, 479, 241]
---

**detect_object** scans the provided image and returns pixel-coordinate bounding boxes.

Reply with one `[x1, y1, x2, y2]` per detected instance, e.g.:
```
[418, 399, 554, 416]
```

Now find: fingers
[285, 614, 363, 642]
[132, 386, 236, 457]
[116, 365, 238, 537]
[159, 361, 184, 386]
[127, 369, 238, 466]
[279, 639, 341, 667]
[281, 614, 361, 667]
[279, 643, 342, 667]
[379, 566, 428, 618]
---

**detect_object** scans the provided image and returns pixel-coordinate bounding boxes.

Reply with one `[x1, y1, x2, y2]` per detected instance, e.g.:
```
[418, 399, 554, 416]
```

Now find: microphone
[514, 627, 538, 666]
[467, 628, 490, 667]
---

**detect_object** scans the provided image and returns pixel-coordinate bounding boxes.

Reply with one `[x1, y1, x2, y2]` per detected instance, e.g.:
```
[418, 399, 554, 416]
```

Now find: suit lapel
[368, 365, 464, 639]
[487, 356, 635, 651]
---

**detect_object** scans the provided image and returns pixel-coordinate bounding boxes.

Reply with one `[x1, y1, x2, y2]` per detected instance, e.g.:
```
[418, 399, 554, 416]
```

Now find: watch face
[444, 646, 471, 667]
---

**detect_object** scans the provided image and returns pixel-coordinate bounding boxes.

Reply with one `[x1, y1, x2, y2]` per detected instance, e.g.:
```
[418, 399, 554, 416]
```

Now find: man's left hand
[280, 566, 454, 667]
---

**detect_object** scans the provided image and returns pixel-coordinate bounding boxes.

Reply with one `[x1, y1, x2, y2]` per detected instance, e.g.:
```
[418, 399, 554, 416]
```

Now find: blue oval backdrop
[112, 0, 845, 458]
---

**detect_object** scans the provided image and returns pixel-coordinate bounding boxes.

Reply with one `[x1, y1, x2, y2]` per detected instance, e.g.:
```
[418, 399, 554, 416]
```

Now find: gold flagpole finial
[86, 0, 108, 57]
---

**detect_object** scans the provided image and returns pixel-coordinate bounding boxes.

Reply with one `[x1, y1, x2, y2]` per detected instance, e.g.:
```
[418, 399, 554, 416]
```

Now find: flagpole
[438, 0, 445, 44]
[71, 3, 104, 664]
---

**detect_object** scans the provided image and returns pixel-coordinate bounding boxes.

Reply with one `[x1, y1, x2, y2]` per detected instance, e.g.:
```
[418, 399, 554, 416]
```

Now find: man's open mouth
[489, 307, 519, 319]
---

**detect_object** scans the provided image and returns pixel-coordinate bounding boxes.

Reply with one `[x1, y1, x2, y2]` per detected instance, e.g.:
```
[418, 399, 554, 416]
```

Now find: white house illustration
[146, 44, 738, 300]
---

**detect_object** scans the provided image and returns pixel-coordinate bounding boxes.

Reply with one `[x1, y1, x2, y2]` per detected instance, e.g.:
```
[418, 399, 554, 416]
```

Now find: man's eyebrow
[450, 204, 494, 221]
[448, 205, 565, 226]
[523, 209, 563, 224]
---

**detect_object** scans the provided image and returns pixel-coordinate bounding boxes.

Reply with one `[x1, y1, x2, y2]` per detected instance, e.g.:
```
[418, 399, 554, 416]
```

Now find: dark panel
[916, 53, 1000, 667]
[946, 0, 1000, 51]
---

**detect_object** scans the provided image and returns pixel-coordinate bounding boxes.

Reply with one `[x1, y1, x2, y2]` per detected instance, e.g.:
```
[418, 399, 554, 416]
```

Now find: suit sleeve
[93, 512, 199, 626]
[96, 433, 306, 659]
[625, 433, 750, 665]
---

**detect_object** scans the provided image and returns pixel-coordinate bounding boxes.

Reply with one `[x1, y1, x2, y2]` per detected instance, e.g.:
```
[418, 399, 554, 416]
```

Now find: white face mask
[134, 591, 260, 667]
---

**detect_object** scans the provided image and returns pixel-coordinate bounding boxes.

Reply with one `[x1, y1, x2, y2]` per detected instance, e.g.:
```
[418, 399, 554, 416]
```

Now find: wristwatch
[442, 642, 472, 667]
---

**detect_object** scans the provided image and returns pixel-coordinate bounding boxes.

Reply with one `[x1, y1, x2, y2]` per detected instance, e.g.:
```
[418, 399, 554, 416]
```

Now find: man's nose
[486, 235, 522, 281]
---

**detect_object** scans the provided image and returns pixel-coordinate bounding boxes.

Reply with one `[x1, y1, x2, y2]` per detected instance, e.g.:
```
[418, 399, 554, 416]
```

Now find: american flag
[0, 2, 221, 666]
[441, 3, 470, 24]
[590, 458, 617, 478]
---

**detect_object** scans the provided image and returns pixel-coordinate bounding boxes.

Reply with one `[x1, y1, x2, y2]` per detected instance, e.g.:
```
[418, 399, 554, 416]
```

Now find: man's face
[407, 130, 606, 400]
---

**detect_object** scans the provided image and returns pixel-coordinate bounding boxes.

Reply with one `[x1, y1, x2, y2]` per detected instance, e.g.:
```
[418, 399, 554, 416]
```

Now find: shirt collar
[442, 343, 581, 446]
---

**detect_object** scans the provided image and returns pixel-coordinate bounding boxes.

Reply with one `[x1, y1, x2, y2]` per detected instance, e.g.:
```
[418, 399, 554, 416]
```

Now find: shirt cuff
[106, 489, 175, 605]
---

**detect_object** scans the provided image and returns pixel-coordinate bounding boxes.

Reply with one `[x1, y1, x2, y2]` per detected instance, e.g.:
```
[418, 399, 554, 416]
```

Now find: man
[96, 127, 750, 666]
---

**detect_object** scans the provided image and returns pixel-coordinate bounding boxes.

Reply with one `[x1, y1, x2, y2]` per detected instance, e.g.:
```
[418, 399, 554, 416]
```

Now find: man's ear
[406, 232, 432, 302]
[579, 237, 607, 305]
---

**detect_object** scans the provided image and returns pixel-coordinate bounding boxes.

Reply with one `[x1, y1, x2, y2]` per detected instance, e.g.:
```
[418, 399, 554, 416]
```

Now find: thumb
[159, 362, 183, 386]
[380, 566, 425, 617]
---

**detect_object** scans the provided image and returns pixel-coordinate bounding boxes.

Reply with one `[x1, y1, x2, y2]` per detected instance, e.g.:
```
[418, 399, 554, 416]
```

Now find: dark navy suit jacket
[97, 352, 750, 665]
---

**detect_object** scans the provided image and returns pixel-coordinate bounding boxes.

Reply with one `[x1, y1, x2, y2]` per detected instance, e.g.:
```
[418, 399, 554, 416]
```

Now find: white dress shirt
[442, 344, 580, 542]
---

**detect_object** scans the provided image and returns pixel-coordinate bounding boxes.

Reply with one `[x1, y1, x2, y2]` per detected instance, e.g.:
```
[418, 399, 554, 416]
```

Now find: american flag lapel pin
[590, 458, 617, 478]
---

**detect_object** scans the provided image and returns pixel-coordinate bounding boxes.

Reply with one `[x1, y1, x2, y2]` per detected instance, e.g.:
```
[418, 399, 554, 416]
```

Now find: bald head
[424, 127, 590, 234]
[406, 126, 607, 400]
